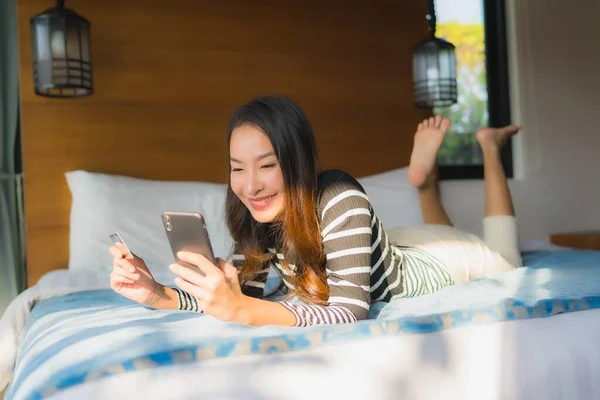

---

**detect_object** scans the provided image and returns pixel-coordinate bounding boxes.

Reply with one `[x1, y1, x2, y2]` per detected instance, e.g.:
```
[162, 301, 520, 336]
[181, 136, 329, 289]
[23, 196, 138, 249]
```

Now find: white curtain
[0, 0, 24, 314]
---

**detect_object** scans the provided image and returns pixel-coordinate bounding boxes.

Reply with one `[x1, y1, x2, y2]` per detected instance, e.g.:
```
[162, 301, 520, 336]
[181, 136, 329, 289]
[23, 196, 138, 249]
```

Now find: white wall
[440, 0, 600, 242]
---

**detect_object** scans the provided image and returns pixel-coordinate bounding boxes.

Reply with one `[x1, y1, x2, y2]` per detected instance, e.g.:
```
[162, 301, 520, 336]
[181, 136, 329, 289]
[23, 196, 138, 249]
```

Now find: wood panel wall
[17, 0, 431, 285]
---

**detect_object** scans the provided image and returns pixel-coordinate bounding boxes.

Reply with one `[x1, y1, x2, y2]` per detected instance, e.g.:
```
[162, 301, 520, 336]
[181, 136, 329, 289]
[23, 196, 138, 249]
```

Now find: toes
[417, 122, 424, 132]
[507, 124, 521, 134]
[428, 117, 435, 127]
[434, 115, 442, 128]
[440, 118, 451, 132]
[422, 118, 429, 128]
[498, 124, 520, 136]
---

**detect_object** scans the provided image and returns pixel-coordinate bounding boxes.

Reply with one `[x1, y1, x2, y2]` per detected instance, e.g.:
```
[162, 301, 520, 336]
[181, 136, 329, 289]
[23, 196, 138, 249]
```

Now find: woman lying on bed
[108, 95, 522, 327]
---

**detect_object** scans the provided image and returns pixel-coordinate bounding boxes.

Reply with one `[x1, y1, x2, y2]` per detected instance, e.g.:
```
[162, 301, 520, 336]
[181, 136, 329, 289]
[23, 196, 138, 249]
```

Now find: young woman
[109, 95, 522, 327]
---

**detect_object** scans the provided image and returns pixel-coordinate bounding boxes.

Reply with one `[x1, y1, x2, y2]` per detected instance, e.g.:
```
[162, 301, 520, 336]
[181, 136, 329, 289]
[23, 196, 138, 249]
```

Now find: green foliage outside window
[434, 21, 488, 165]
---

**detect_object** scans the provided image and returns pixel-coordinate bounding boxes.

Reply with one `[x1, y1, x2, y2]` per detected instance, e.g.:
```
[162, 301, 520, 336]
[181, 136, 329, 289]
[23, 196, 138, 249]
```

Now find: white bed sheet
[45, 307, 600, 400]
[6, 242, 597, 400]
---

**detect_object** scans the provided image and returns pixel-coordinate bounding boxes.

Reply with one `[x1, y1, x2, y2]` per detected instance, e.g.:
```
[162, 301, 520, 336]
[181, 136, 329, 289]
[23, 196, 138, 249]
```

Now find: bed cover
[3, 249, 600, 400]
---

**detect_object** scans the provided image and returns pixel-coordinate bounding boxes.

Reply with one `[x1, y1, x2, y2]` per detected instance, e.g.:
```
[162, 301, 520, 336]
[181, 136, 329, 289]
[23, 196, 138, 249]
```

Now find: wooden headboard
[17, 0, 431, 286]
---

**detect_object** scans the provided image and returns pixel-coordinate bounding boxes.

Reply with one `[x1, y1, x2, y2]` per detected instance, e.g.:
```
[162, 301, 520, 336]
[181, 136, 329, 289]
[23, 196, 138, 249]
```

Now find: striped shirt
[234, 170, 451, 326]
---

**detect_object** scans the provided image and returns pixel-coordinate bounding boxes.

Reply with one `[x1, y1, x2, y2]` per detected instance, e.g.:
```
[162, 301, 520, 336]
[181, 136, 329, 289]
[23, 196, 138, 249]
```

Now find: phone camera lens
[164, 215, 173, 231]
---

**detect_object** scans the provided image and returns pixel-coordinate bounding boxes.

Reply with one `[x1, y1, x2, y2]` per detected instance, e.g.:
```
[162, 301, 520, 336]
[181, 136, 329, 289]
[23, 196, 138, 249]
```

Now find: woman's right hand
[109, 245, 162, 307]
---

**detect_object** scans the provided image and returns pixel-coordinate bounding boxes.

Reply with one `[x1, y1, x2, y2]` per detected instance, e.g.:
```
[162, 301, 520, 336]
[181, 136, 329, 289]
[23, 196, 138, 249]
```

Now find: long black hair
[225, 95, 328, 304]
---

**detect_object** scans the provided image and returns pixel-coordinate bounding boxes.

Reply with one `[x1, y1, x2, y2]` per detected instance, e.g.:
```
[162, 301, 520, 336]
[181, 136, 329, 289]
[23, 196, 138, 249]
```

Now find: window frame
[438, 0, 513, 180]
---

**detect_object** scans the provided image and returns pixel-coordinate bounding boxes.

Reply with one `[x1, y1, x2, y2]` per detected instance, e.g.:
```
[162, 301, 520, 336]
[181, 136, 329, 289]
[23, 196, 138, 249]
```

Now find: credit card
[109, 232, 133, 258]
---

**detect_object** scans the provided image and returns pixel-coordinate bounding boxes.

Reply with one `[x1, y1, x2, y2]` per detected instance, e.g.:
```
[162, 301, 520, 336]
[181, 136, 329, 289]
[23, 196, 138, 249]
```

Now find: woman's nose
[245, 170, 263, 195]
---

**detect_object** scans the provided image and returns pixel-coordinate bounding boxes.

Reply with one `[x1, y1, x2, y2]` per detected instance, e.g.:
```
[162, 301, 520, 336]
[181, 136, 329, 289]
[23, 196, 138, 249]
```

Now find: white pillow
[65, 168, 421, 278]
[65, 170, 234, 276]
[357, 167, 423, 229]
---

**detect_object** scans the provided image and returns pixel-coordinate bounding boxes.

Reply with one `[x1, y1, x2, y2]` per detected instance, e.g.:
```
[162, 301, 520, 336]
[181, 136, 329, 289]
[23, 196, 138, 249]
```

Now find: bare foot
[408, 115, 451, 188]
[476, 124, 520, 152]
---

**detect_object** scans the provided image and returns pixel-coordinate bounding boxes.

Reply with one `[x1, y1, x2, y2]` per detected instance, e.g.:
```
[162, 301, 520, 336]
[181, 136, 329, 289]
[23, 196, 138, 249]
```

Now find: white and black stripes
[392, 246, 454, 299]
[232, 169, 453, 327]
[280, 302, 357, 327]
[172, 287, 202, 313]
[266, 170, 403, 326]
[230, 251, 271, 299]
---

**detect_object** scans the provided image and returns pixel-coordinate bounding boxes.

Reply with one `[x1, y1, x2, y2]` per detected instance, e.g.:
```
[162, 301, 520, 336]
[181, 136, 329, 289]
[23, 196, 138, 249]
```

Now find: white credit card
[109, 232, 133, 258]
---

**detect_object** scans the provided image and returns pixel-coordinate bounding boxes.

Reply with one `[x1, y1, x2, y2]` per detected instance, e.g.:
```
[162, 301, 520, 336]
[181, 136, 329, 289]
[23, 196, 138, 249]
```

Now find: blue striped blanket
[6, 249, 600, 399]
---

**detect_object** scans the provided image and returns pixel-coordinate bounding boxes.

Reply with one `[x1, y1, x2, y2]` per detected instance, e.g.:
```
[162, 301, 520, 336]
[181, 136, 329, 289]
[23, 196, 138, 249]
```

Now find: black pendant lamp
[413, 0, 457, 108]
[30, 0, 93, 98]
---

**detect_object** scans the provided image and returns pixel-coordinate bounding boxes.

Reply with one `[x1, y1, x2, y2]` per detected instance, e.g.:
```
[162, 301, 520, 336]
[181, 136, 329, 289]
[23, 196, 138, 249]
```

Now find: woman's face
[229, 124, 286, 223]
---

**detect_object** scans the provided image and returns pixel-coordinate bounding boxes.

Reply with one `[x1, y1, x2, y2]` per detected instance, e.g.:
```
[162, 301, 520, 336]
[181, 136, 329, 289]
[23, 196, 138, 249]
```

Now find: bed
[2, 169, 600, 400]
[3, 250, 600, 400]
[9, 0, 599, 397]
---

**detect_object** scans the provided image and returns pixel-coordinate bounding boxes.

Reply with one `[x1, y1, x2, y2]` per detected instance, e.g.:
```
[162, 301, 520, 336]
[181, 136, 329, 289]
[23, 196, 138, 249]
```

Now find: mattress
[4, 249, 600, 400]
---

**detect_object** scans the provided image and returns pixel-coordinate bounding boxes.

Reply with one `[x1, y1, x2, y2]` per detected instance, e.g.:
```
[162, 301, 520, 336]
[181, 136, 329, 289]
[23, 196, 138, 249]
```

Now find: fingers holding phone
[170, 251, 220, 282]
[162, 211, 217, 271]
[170, 254, 245, 322]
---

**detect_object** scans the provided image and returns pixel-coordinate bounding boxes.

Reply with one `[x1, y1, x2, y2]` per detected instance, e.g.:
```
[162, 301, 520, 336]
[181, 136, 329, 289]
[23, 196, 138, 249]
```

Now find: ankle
[417, 178, 440, 195]
[480, 143, 502, 158]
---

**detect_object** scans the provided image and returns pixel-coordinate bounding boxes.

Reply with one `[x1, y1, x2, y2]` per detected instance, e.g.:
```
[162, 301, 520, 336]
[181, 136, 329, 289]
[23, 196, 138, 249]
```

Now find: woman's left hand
[169, 251, 248, 322]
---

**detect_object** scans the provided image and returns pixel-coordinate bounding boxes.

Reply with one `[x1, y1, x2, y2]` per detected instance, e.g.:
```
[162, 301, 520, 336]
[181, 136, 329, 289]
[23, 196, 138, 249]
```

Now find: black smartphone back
[162, 211, 217, 270]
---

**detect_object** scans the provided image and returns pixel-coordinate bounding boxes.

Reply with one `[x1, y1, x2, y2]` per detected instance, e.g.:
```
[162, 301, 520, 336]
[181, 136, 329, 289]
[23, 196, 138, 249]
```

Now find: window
[434, 0, 513, 180]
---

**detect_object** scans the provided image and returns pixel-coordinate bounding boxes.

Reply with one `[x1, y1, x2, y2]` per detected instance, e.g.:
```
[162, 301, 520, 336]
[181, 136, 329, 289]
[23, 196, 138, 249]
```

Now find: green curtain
[0, 0, 24, 314]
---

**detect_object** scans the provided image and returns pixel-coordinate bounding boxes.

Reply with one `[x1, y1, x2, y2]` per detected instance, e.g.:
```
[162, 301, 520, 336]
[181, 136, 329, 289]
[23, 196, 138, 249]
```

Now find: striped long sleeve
[279, 170, 376, 326]
[230, 247, 270, 299]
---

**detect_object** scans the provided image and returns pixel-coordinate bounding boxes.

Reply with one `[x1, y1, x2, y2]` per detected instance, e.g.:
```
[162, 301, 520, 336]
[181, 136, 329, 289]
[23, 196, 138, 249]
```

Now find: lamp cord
[428, 0, 437, 37]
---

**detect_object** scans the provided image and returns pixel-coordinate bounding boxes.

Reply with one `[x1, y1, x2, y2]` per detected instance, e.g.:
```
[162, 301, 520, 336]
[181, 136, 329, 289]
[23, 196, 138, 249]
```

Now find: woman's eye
[261, 163, 276, 169]
[231, 167, 243, 172]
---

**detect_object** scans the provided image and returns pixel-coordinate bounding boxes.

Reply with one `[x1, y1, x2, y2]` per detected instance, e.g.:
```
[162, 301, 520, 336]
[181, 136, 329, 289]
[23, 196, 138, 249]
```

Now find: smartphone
[109, 232, 133, 259]
[162, 211, 217, 272]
